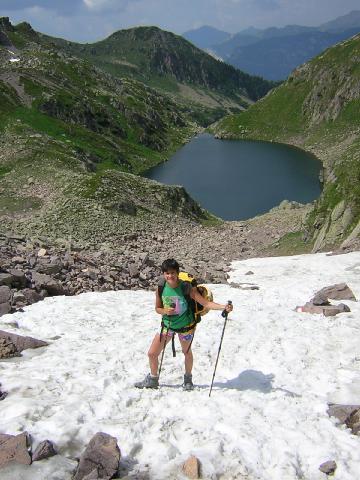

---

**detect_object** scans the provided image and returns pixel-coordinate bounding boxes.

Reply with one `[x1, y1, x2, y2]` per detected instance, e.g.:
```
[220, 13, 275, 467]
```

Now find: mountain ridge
[40, 25, 275, 106]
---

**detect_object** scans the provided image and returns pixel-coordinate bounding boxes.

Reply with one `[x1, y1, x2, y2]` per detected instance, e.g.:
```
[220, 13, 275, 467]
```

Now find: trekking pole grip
[221, 300, 232, 318]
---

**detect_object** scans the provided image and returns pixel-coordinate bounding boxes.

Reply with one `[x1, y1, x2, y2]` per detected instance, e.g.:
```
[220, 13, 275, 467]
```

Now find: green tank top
[161, 280, 194, 330]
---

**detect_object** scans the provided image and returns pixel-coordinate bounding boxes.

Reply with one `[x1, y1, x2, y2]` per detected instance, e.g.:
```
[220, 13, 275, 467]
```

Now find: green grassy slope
[211, 34, 360, 250]
[0, 18, 217, 245]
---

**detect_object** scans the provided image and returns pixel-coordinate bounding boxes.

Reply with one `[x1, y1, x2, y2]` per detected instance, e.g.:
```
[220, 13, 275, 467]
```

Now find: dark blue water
[144, 133, 322, 220]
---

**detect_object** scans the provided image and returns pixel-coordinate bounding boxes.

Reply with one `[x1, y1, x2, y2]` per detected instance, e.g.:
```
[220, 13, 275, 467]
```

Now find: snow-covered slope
[1, 252, 360, 479]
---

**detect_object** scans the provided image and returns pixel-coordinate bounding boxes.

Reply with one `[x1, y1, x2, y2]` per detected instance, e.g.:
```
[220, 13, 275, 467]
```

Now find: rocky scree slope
[211, 34, 360, 252]
[0, 17, 216, 245]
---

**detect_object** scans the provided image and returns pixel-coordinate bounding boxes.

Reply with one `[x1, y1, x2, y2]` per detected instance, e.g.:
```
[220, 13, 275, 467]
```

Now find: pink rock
[182, 455, 201, 479]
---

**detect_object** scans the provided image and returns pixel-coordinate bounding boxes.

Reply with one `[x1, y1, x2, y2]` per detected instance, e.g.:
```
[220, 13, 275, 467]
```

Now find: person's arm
[190, 287, 233, 313]
[155, 288, 175, 316]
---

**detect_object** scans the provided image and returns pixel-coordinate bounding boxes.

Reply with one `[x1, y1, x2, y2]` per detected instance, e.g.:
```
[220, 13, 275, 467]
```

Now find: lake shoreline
[144, 133, 322, 221]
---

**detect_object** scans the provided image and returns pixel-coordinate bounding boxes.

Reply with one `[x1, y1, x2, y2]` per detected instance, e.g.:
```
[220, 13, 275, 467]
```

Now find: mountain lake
[144, 133, 322, 220]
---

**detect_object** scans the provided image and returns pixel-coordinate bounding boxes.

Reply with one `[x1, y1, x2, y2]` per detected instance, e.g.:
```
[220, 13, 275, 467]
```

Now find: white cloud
[83, 0, 133, 11]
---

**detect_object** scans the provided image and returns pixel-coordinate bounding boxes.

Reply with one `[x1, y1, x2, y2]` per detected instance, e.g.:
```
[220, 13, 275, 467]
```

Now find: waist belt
[160, 321, 197, 357]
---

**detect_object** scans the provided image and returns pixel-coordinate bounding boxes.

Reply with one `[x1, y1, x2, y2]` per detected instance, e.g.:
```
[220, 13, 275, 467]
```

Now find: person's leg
[135, 332, 172, 388]
[179, 334, 194, 375]
[148, 332, 172, 376]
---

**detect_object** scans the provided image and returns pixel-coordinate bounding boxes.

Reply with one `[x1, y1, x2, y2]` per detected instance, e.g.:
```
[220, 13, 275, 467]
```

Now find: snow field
[0, 252, 360, 479]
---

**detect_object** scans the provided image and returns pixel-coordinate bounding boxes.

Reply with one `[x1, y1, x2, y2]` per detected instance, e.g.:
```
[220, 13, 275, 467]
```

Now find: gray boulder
[8, 269, 27, 289]
[345, 408, 360, 435]
[0, 432, 31, 468]
[0, 286, 11, 316]
[296, 303, 350, 316]
[315, 283, 356, 302]
[0, 330, 48, 352]
[31, 272, 65, 296]
[311, 293, 330, 306]
[319, 460, 337, 475]
[0, 273, 13, 287]
[328, 404, 360, 424]
[73, 432, 121, 480]
[32, 440, 57, 461]
[36, 262, 63, 275]
[21, 288, 44, 305]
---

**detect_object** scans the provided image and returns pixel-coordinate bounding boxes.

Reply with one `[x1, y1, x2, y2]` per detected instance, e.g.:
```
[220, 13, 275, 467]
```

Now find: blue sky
[1, 0, 359, 42]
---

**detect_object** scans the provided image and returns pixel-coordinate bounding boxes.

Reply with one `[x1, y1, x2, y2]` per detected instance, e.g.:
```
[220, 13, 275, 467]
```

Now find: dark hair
[161, 258, 180, 273]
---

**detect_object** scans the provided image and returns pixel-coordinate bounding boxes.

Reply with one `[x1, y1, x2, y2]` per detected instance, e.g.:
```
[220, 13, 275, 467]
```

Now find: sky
[1, 0, 360, 43]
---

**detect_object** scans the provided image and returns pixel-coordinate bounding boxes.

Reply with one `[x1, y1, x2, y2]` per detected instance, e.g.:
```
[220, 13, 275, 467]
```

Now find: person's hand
[225, 303, 233, 313]
[164, 307, 175, 315]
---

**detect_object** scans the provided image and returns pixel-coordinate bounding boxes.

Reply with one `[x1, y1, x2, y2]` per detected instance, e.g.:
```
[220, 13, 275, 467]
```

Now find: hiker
[135, 258, 233, 391]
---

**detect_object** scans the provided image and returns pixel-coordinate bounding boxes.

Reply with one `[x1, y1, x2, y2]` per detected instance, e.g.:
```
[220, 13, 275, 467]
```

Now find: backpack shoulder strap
[181, 280, 199, 321]
[180, 280, 192, 297]
[158, 278, 166, 306]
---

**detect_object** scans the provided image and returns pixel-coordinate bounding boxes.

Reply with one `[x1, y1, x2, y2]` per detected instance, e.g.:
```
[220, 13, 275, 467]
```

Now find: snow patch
[1, 251, 360, 479]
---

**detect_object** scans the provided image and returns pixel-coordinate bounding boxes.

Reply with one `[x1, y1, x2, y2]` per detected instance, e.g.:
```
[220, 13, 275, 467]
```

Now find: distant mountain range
[183, 10, 360, 80]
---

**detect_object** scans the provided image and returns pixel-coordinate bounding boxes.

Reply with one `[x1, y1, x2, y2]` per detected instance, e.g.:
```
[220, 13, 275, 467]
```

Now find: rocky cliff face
[211, 34, 360, 251]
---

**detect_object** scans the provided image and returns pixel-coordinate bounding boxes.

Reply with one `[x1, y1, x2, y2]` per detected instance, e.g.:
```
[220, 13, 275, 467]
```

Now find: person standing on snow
[135, 258, 233, 391]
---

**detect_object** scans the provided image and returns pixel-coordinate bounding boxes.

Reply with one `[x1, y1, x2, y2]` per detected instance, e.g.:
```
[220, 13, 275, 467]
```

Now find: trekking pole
[157, 316, 172, 380]
[157, 331, 168, 380]
[209, 301, 232, 397]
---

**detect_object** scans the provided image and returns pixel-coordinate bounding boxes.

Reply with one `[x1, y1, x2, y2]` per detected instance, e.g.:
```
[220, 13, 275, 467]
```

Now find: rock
[182, 455, 201, 479]
[82, 471, 111, 480]
[0, 286, 11, 304]
[31, 272, 65, 296]
[0, 285, 11, 316]
[0, 432, 31, 468]
[73, 432, 121, 480]
[345, 408, 360, 435]
[32, 440, 57, 461]
[11, 256, 26, 264]
[0, 388, 8, 401]
[128, 264, 139, 278]
[245, 271, 254, 275]
[36, 262, 63, 275]
[21, 288, 43, 305]
[0, 273, 13, 287]
[328, 404, 360, 423]
[37, 248, 47, 257]
[0, 337, 19, 358]
[319, 460, 337, 475]
[296, 302, 350, 316]
[341, 218, 360, 249]
[311, 293, 330, 306]
[315, 283, 356, 302]
[0, 330, 48, 352]
[8, 269, 27, 288]
[12, 290, 27, 304]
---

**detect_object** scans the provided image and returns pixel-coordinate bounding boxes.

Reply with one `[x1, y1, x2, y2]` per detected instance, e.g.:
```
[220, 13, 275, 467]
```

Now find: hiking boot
[183, 373, 194, 391]
[134, 373, 159, 389]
